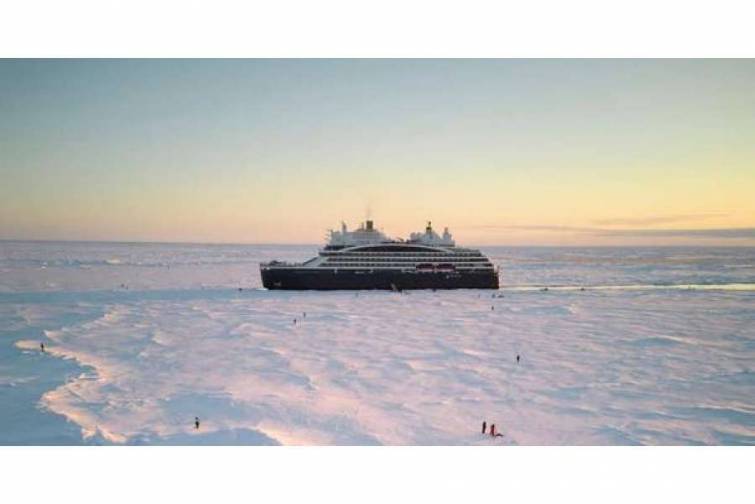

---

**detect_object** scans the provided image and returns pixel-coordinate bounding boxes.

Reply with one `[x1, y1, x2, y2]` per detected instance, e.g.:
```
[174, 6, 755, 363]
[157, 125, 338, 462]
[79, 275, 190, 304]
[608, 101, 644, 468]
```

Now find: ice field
[1, 241, 754, 445]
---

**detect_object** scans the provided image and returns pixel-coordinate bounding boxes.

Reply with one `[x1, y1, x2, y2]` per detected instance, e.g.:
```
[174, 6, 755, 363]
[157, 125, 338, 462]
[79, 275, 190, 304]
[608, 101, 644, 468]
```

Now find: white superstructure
[327, 220, 390, 247]
[408, 221, 455, 247]
[269, 220, 494, 272]
[327, 220, 455, 248]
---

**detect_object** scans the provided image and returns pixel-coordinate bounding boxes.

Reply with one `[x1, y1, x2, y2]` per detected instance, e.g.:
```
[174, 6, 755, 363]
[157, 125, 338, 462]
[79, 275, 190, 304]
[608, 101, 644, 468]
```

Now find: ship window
[350, 245, 443, 253]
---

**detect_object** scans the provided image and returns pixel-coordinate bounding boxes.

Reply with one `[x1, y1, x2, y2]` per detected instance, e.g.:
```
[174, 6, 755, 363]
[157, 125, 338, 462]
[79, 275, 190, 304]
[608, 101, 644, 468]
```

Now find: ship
[260, 220, 499, 290]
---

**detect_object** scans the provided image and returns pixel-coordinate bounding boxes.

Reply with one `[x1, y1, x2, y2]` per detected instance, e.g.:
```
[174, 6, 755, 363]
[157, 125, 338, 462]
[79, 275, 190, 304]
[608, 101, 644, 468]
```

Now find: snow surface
[1, 242, 754, 445]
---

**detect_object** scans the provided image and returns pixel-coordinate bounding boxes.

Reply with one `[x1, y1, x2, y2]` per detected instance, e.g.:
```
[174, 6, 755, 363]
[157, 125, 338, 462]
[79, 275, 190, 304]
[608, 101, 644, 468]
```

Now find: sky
[1, 59, 754, 245]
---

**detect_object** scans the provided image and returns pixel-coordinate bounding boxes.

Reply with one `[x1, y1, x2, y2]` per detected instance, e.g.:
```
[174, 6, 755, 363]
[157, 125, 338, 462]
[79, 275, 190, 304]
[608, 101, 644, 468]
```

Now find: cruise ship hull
[261, 268, 499, 290]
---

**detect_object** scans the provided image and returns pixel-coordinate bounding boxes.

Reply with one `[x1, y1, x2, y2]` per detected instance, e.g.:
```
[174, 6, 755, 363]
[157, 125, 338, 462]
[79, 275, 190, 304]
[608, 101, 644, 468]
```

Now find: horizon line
[2, 238, 755, 249]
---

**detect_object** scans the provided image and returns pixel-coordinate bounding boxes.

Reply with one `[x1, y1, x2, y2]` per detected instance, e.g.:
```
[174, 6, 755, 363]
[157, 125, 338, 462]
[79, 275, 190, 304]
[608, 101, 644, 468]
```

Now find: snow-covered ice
[1, 242, 754, 445]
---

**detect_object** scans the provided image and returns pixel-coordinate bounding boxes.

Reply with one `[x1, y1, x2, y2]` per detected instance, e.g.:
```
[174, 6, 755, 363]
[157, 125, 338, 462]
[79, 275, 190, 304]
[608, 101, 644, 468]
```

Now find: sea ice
[1, 242, 754, 445]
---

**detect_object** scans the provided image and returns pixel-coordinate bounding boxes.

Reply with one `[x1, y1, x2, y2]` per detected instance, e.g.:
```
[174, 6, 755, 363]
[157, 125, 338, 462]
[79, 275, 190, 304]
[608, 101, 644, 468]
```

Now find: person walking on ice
[490, 424, 503, 438]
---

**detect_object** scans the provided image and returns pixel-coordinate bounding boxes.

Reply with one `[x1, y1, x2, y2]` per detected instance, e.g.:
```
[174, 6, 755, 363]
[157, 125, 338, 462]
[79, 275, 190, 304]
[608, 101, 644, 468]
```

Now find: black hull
[261, 268, 499, 290]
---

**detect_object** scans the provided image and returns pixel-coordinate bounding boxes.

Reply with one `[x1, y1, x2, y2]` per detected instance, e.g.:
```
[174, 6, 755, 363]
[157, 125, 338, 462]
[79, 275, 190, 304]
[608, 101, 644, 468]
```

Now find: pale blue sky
[1, 59, 754, 244]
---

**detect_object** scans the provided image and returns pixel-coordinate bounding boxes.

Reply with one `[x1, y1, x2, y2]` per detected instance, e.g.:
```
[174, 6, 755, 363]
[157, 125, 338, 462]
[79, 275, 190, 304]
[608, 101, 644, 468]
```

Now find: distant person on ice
[516, 354, 520, 364]
[40, 342, 45, 352]
[490, 424, 503, 438]
[195, 417, 200, 430]
[482, 421, 487, 434]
